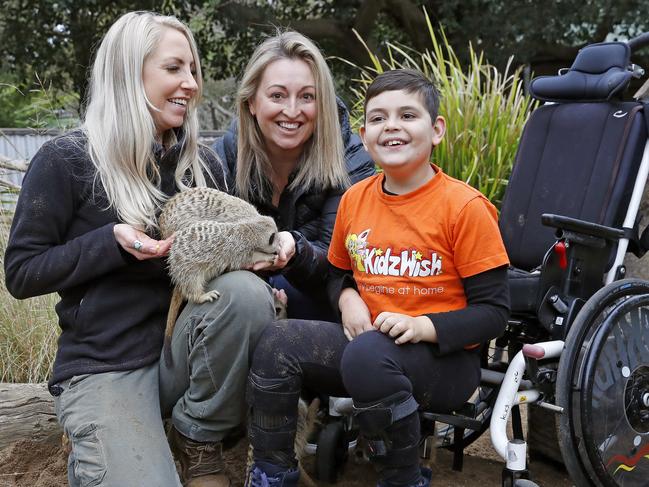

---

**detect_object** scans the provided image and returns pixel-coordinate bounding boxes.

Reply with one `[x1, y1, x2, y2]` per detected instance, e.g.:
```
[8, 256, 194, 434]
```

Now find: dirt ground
[0, 433, 573, 487]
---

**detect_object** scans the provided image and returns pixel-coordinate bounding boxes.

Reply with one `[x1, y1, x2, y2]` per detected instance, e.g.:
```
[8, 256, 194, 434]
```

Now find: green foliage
[3, 0, 648, 120]
[0, 73, 79, 129]
[346, 15, 537, 207]
[0, 210, 58, 383]
[0, 0, 182, 107]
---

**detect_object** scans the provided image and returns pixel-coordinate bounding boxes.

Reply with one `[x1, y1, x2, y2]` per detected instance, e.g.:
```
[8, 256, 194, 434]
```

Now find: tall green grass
[344, 12, 536, 207]
[0, 207, 58, 383]
[0, 75, 72, 383]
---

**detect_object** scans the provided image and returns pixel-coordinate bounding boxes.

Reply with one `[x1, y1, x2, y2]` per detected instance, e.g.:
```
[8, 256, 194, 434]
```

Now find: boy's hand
[339, 288, 373, 340]
[373, 312, 437, 345]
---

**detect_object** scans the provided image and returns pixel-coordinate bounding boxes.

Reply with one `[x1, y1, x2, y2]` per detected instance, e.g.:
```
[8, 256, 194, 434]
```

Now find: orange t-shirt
[328, 165, 510, 321]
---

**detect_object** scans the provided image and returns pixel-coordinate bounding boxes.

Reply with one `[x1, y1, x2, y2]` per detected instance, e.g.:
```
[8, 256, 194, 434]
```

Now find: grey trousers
[54, 271, 274, 486]
[54, 365, 182, 487]
[159, 270, 275, 442]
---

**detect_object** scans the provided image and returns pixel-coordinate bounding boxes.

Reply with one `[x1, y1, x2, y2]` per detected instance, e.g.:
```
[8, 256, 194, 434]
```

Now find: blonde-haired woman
[5, 11, 260, 487]
[214, 31, 375, 319]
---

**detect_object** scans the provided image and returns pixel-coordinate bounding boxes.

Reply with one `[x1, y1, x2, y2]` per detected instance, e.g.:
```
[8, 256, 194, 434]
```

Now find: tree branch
[385, 0, 432, 51]
[0, 156, 29, 172]
[215, 2, 278, 27]
[0, 178, 21, 192]
[353, 0, 384, 39]
[213, 2, 376, 67]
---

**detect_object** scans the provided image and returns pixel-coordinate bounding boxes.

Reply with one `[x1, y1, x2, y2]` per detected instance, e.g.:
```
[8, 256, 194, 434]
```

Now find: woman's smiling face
[249, 58, 318, 159]
[142, 27, 198, 136]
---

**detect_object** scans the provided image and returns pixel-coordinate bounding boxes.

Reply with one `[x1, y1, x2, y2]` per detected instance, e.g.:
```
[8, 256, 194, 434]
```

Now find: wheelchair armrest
[541, 213, 624, 241]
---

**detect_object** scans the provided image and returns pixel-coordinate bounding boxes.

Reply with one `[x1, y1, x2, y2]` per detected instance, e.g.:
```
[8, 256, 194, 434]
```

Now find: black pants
[267, 275, 336, 321]
[248, 320, 481, 484]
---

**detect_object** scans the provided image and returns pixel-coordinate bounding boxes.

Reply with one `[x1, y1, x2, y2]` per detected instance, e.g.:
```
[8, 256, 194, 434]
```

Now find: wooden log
[0, 383, 60, 450]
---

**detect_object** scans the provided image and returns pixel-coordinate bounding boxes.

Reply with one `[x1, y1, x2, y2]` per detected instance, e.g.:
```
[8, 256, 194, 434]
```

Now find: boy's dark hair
[364, 69, 441, 121]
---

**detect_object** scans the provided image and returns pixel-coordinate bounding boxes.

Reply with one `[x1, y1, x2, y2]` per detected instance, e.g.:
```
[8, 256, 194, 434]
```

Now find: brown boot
[169, 427, 231, 487]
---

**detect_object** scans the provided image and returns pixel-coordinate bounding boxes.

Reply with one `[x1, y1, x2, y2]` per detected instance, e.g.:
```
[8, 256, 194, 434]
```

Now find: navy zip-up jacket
[213, 99, 375, 293]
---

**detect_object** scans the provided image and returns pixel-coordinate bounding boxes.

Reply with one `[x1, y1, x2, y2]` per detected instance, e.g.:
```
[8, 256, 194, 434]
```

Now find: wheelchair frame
[491, 119, 649, 473]
[487, 34, 649, 487]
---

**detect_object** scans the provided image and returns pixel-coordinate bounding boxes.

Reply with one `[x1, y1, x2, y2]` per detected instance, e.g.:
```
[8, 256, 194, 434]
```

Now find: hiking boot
[244, 460, 299, 487]
[169, 427, 231, 487]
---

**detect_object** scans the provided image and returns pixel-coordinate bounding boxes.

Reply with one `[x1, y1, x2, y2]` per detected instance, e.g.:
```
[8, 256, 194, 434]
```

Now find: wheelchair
[312, 33, 649, 487]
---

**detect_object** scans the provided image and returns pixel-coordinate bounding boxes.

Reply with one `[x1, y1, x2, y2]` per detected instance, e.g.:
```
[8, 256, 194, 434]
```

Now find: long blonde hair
[83, 11, 210, 231]
[236, 31, 349, 202]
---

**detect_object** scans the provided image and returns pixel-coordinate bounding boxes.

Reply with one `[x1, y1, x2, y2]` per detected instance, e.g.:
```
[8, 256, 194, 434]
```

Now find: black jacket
[213, 99, 375, 293]
[4, 131, 225, 390]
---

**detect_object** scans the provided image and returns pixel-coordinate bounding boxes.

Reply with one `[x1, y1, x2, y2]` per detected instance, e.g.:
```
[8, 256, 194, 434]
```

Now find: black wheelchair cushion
[530, 42, 632, 102]
[500, 101, 646, 271]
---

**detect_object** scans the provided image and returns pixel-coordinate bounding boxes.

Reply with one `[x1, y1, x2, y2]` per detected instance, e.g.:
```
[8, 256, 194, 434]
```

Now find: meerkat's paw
[197, 290, 221, 303]
[272, 288, 288, 320]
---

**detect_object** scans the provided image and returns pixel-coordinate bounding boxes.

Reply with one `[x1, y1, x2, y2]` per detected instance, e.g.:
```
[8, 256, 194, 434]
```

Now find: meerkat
[159, 187, 281, 365]
[159, 186, 263, 238]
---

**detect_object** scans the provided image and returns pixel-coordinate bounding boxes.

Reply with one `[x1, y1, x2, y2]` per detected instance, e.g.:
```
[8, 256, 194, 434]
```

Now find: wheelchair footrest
[420, 411, 482, 431]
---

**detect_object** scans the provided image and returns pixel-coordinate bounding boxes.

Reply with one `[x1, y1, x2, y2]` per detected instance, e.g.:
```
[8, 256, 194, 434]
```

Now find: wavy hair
[236, 31, 349, 202]
[83, 11, 210, 231]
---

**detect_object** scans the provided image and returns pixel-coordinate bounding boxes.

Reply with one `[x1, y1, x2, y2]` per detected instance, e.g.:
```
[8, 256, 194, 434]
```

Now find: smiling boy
[326, 69, 511, 486]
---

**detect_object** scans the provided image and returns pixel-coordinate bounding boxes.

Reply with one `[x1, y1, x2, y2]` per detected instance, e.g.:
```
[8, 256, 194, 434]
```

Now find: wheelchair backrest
[500, 52, 647, 271]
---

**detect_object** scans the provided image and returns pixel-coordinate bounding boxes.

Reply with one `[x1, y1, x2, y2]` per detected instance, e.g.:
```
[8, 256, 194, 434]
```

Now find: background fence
[0, 129, 225, 208]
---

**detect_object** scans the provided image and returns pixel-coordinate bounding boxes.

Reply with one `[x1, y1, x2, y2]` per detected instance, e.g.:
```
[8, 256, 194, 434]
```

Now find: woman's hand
[250, 231, 296, 271]
[373, 312, 437, 345]
[113, 223, 174, 261]
[339, 288, 373, 341]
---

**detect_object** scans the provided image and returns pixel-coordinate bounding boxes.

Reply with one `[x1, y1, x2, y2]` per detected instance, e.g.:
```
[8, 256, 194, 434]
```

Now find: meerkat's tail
[295, 397, 320, 487]
[164, 287, 183, 367]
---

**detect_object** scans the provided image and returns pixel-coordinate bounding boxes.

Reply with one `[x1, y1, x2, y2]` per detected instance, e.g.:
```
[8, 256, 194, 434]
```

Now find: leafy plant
[343, 11, 537, 207]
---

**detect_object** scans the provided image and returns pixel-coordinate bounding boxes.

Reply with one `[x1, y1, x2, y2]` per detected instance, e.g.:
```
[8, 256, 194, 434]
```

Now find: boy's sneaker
[244, 461, 299, 487]
[418, 467, 432, 487]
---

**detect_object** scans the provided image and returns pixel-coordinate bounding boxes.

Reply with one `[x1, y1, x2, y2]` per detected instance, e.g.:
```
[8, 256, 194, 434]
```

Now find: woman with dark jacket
[4, 12, 255, 487]
[213, 31, 375, 319]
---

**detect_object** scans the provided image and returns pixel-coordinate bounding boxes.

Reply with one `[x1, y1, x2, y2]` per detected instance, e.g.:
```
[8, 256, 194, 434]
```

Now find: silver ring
[133, 240, 143, 251]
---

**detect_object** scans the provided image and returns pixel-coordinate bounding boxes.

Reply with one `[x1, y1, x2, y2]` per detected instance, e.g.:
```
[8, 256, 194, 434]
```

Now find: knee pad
[247, 373, 301, 452]
[246, 372, 301, 414]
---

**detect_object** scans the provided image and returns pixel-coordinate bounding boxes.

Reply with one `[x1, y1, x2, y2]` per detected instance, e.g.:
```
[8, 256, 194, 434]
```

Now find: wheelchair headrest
[529, 42, 633, 102]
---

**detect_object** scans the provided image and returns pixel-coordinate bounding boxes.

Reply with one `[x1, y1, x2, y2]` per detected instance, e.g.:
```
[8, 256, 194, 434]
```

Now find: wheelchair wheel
[315, 421, 349, 483]
[557, 279, 649, 487]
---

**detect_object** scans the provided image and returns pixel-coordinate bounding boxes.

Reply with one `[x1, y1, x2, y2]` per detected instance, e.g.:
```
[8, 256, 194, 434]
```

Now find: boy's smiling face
[361, 89, 445, 176]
